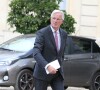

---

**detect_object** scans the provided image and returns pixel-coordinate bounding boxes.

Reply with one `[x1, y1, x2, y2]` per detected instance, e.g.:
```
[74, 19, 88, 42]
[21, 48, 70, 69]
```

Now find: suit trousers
[34, 71, 64, 90]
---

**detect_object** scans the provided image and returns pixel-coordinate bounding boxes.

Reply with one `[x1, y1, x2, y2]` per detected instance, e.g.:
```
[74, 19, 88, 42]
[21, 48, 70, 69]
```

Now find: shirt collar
[50, 25, 59, 34]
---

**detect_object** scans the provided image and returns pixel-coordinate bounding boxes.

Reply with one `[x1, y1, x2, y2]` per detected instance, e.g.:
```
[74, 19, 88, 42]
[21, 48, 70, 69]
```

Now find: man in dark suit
[33, 10, 67, 90]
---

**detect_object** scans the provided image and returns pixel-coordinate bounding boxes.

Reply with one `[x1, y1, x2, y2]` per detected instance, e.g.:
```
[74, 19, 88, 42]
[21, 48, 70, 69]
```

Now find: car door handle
[64, 58, 69, 61]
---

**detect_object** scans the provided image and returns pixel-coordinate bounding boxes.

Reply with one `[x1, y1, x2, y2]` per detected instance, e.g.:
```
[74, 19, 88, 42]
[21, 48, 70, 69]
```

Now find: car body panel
[64, 53, 100, 86]
[0, 34, 100, 89]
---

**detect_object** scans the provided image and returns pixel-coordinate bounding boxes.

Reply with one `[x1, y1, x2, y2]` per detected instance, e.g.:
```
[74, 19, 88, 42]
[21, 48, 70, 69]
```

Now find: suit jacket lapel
[48, 27, 57, 51]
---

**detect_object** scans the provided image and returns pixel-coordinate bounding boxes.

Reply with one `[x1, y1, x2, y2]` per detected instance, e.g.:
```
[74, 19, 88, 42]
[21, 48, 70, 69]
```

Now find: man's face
[50, 12, 63, 30]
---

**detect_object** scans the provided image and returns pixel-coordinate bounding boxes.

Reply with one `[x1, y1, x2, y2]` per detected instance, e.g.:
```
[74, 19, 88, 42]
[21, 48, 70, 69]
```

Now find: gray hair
[51, 10, 64, 20]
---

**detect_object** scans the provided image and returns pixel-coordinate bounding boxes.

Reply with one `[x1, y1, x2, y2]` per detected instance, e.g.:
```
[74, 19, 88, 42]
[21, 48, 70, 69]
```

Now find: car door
[63, 36, 100, 86]
[64, 53, 99, 86]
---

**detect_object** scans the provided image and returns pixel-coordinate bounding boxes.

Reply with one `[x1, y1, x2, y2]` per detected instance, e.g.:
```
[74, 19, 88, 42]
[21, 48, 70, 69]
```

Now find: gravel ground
[0, 86, 89, 90]
[48, 87, 89, 90]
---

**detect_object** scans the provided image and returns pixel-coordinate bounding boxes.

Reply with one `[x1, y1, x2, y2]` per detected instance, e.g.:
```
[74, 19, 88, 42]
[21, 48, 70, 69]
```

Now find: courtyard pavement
[0, 86, 89, 90]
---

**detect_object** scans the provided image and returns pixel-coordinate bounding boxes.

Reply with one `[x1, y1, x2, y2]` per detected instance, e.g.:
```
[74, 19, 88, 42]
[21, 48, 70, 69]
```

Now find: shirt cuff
[45, 64, 49, 70]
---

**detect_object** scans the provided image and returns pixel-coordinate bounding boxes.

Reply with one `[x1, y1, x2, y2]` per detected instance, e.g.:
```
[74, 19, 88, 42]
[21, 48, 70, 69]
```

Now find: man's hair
[51, 10, 64, 20]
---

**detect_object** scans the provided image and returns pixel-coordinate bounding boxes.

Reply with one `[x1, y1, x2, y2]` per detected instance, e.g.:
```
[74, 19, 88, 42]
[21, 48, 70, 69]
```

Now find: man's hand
[47, 65, 58, 74]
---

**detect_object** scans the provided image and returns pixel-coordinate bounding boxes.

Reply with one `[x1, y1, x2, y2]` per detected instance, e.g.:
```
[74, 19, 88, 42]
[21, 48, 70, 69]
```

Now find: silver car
[0, 34, 36, 90]
[0, 34, 100, 90]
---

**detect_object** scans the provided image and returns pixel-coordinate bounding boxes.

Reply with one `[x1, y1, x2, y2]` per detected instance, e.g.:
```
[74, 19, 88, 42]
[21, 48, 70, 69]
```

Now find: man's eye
[52, 18, 62, 21]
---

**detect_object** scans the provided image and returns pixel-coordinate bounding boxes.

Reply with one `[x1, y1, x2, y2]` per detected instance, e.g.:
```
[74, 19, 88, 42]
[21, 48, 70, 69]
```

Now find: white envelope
[46, 60, 60, 74]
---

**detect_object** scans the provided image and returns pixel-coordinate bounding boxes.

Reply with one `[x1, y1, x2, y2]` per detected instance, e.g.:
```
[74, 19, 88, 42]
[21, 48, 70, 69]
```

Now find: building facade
[0, 0, 21, 43]
[67, 0, 100, 40]
[0, 0, 100, 43]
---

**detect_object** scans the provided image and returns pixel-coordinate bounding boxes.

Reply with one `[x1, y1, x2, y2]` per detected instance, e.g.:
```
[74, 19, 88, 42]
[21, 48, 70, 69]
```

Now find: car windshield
[0, 37, 35, 52]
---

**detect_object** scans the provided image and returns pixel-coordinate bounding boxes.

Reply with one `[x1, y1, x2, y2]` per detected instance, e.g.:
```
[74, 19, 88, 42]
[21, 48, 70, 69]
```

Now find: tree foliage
[7, 0, 76, 34]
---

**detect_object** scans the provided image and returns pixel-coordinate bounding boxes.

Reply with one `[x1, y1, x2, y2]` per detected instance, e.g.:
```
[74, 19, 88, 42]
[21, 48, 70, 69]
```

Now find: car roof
[22, 34, 95, 40]
[68, 35, 96, 41]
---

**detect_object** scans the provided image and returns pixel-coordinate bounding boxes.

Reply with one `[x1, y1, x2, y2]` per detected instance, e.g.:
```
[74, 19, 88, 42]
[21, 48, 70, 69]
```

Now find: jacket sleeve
[33, 31, 48, 68]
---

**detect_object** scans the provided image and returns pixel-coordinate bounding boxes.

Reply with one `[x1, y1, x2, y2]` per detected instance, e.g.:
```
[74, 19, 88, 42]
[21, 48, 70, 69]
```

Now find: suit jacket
[33, 25, 67, 81]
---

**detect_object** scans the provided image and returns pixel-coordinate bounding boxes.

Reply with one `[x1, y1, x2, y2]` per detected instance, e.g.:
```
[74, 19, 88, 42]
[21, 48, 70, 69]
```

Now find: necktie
[55, 31, 58, 51]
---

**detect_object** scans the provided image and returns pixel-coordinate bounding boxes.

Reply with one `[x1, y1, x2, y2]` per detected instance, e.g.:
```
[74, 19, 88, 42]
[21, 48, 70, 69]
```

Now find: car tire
[89, 72, 100, 90]
[14, 69, 34, 90]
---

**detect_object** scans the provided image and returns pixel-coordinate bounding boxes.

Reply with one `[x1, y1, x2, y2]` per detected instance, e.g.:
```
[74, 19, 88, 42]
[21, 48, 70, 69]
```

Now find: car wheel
[14, 69, 34, 90]
[89, 72, 100, 90]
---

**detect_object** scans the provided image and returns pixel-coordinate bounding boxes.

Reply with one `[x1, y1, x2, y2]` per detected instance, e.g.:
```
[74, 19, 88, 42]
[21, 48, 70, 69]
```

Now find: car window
[65, 36, 100, 55]
[73, 38, 100, 53]
[73, 38, 91, 53]
[64, 37, 85, 54]
[0, 37, 35, 52]
[65, 37, 93, 54]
